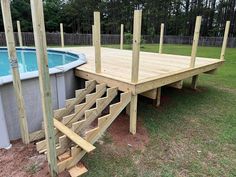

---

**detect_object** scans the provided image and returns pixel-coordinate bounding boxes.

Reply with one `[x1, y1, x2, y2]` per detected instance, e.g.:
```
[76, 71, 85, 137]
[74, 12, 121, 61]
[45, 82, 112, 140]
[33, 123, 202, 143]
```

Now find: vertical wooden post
[92, 25, 95, 46]
[130, 94, 138, 135]
[220, 21, 230, 60]
[156, 87, 161, 107]
[1, 0, 29, 144]
[190, 16, 202, 68]
[30, 0, 58, 176]
[120, 24, 124, 50]
[131, 10, 142, 83]
[159, 23, 164, 54]
[60, 23, 64, 47]
[94, 12, 101, 73]
[191, 75, 199, 90]
[17, 20, 23, 47]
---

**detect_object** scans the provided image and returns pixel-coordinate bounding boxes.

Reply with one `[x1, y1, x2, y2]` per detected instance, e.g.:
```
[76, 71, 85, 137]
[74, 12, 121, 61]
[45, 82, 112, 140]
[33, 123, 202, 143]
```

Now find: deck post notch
[1, 0, 30, 144]
[94, 11, 101, 73]
[30, 0, 58, 176]
[17, 20, 23, 47]
[190, 16, 202, 68]
[131, 10, 142, 83]
[120, 24, 124, 50]
[60, 23, 64, 48]
[159, 23, 164, 54]
[220, 21, 230, 61]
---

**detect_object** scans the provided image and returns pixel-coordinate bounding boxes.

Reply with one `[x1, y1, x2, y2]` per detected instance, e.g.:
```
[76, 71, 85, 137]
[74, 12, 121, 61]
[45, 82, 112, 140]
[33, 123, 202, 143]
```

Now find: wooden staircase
[35, 80, 131, 176]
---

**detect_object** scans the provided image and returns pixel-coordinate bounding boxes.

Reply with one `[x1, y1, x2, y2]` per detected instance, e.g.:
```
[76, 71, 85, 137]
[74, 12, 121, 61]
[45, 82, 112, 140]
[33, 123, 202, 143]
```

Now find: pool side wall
[0, 70, 79, 140]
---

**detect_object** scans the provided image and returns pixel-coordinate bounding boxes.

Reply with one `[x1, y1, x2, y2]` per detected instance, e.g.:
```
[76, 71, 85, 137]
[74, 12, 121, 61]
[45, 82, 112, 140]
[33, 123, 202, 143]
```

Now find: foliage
[0, 0, 235, 37]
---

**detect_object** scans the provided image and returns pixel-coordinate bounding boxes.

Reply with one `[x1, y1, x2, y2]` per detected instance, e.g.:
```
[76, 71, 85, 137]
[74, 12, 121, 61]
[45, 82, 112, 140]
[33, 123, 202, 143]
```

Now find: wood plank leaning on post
[94, 12, 101, 73]
[30, 0, 58, 176]
[17, 20, 23, 47]
[1, 0, 29, 144]
[120, 24, 124, 50]
[92, 25, 95, 46]
[220, 21, 230, 60]
[190, 16, 202, 68]
[131, 10, 142, 83]
[159, 23, 164, 54]
[60, 23, 64, 48]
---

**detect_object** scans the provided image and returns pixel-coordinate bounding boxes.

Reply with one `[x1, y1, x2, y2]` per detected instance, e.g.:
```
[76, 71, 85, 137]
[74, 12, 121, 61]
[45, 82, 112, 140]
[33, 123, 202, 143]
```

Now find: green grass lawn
[81, 44, 236, 177]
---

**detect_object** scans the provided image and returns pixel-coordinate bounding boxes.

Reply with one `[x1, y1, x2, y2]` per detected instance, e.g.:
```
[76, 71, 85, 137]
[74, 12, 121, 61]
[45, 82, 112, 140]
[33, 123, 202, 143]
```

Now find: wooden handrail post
[1, 0, 29, 144]
[120, 24, 124, 50]
[17, 20, 23, 47]
[190, 16, 202, 68]
[94, 12, 101, 73]
[159, 23, 164, 54]
[30, 0, 58, 176]
[220, 21, 230, 60]
[131, 10, 142, 83]
[60, 23, 64, 47]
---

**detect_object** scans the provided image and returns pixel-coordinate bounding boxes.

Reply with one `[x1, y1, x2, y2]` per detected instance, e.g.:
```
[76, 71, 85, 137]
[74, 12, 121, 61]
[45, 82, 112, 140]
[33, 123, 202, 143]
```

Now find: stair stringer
[30, 80, 96, 143]
[62, 83, 107, 126]
[36, 83, 106, 153]
[57, 92, 131, 173]
[54, 80, 96, 120]
[43, 87, 118, 156]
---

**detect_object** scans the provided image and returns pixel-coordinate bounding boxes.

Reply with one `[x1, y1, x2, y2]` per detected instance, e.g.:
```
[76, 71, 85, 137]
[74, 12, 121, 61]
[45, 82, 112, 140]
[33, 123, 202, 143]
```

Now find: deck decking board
[62, 47, 223, 94]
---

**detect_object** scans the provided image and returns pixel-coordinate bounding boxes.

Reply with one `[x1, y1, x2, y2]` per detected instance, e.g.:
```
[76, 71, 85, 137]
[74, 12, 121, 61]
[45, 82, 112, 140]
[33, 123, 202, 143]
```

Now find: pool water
[0, 48, 79, 77]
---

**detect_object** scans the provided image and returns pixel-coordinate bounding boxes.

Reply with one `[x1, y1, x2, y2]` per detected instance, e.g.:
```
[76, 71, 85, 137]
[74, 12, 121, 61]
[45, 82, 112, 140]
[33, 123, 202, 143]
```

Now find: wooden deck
[64, 46, 223, 94]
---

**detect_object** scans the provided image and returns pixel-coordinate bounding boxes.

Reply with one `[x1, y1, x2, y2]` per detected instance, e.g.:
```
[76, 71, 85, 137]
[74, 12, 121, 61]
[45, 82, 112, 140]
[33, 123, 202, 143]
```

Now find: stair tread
[68, 163, 88, 177]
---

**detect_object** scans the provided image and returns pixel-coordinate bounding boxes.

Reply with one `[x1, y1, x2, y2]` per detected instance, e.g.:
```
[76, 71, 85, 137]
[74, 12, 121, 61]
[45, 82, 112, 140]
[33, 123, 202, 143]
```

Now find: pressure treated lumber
[17, 20, 23, 47]
[159, 23, 164, 54]
[1, 0, 29, 144]
[94, 12, 101, 73]
[53, 119, 95, 153]
[220, 21, 230, 60]
[30, 0, 58, 176]
[129, 94, 138, 134]
[120, 24, 124, 50]
[131, 10, 142, 83]
[190, 16, 202, 68]
[191, 75, 199, 90]
[156, 87, 161, 107]
[60, 23, 64, 47]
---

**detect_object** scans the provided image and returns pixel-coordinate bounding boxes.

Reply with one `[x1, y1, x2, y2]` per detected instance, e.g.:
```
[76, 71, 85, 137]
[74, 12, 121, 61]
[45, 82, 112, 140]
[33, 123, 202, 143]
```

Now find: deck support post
[155, 87, 161, 107]
[1, 0, 29, 144]
[131, 10, 142, 83]
[17, 20, 23, 47]
[94, 12, 101, 73]
[129, 94, 138, 135]
[220, 21, 230, 61]
[120, 24, 124, 50]
[191, 75, 199, 90]
[30, 0, 58, 176]
[60, 23, 64, 48]
[159, 23, 164, 54]
[190, 16, 202, 68]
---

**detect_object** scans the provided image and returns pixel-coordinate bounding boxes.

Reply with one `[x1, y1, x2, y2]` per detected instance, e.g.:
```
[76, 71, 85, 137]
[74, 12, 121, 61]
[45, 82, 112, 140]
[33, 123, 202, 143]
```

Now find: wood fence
[0, 32, 235, 47]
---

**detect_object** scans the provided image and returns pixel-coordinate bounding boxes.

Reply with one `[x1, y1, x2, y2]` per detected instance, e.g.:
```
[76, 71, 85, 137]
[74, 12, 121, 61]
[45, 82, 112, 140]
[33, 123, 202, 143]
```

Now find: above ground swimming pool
[0, 47, 86, 149]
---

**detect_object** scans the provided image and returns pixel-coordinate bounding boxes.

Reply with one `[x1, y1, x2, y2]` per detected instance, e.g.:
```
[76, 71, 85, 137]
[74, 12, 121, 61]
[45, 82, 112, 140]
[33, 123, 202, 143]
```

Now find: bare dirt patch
[106, 114, 149, 152]
[0, 140, 69, 177]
